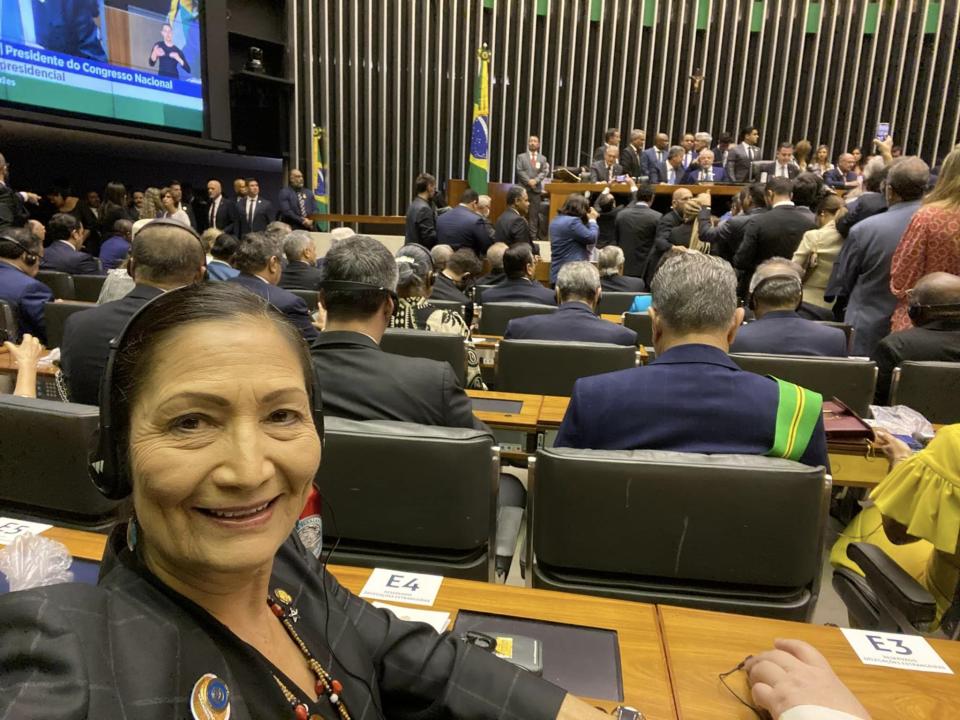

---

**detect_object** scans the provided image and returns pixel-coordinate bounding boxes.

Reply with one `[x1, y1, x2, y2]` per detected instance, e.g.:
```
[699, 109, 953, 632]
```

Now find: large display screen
[0, 0, 203, 132]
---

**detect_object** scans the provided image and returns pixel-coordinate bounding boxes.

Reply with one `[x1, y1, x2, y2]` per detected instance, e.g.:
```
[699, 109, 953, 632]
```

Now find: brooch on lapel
[191, 673, 231, 720]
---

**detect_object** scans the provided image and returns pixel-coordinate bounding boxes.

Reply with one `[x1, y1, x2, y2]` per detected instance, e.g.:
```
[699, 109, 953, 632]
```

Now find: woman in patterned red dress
[889, 145, 960, 331]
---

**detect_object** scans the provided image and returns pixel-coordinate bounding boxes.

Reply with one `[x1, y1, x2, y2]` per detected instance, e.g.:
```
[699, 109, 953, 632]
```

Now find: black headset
[747, 273, 804, 312]
[320, 279, 399, 308]
[0, 233, 40, 266]
[908, 301, 960, 326]
[90, 286, 325, 500]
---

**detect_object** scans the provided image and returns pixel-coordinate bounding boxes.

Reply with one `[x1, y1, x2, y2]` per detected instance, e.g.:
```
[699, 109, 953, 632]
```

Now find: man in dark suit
[836, 158, 888, 238]
[481, 244, 556, 306]
[682, 149, 729, 183]
[236, 178, 275, 236]
[731, 258, 848, 357]
[733, 177, 816, 296]
[598, 246, 646, 293]
[614, 185, 661, 279]
[504, 261, 637, 346]
[650, 146, 686, 185]
[620, 129, 645, 177]
[725, 125, 761, 182]
[592, 127, 621, 162]
[594, 192, 625, 247]
[405, 173, 438, 248]
[680, 133, 698, 170]
[872, 272, 960, 402]
[697, 183, 767, 262]
[758, 143, 800, 180]
[823, 154, 860, 190]
[555, 253, 829, 470]
[0, 153, 36, 229]
[515, 136, 550, 242]
[279, 230, 325, 291]
[645, 187, 693, 286]
[59, 220, 205, 404]
[494, 186, 534, 252]
[640, 132, 669, 178]
[436, 188, 492, 256]
[40, 213, 101, 274]
[589, 145, 624, 182]
[229, 231, 320, 342]
[202, 179, 238, 234]
[277, 168, 317, 231]
[430, 247, 479, 319]
[0, 227, 53, 343]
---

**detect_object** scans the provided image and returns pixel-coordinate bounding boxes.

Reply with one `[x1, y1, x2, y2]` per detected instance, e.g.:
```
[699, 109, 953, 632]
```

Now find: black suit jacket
[436, 205, 493, 255]
[0, 185, 28, 228]
[203, 196, 240, 234]
[480, 277, 556, 305]
[404, 197, 437, 248]
[620, 145, 643, 177]
[698, 207, 767, 263]
[601, 274, 646, 292]
[237, 196, 275, 235]
[504, 302, 637, 346]
[595, 205, 624, 248]
[733, 205, 817, 285]
[61, 284, 163, 404]
[645, 209, 685, 285]
[311, 330, 488, 430]
[836, 191, 887, 238]
[730, 310, 848, 357]
[229, 273, 320, 342]
[872, 320, 960, 403]
[279, 261, 325, 291]
[494, 207, 534, 251]
[758, 162, 800, 179]
[614, 202, 662, 278]
[589, 161, 624, 182]
[40, 240, 101, 275]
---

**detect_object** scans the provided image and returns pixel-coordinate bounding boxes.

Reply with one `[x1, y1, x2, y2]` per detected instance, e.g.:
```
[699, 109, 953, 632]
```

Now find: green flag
[468, 46, 491, 195]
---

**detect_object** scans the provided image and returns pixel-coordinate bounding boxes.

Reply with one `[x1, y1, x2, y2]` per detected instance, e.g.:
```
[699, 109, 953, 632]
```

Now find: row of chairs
[0, 394, 828, 620]
[34, 271, 106, 303]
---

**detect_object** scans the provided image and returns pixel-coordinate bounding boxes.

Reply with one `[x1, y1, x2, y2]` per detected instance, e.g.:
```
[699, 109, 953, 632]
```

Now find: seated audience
[436, 188, 493, 256]
[430, 243, 454, 271]
[390, 243, 486, 389]
[597, 245, 645, 292]
[731, 258, 848, 357]
[3, 332, 42, 398]
[614, 184, 661, 278]
[504, 261, 637, 346]
[41, 213, 101, 275]
[279, 230, 325, 291]
[312, 235, 486, 430]
[791, 194, 845, 309]
[555, 253, 829, 470]
[872, 272, 960, 402]
[0, 227, 53, 343]
[836, 157, 888, 238]
[98, 219, 133, 270]
[549, 194, 599, 284]
[228, 231, 321, 342]
[60, 219, 206, 404]
[477, 241, 508, 286]
[205, 233, 240, 281]
[494, 186, 534, 251]
[480, 244, 556, 305]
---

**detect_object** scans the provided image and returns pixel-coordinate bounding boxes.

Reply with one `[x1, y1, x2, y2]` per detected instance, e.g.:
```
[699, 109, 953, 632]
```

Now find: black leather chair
[0, 298, 18, 340]
[380, 328, 467, 387]
[496, 339, 637, 396]
[730, 353, 877, 417]
[622, 312, 653, 346]
[36, 270, 76, 300]
[0, 396, 118, 527]
[597, 292, 646, 315]
[315, 417, 500, 581]
[72, 274, 107, 303]
[814, 321, 856, 355]
[43, 301, 94, 349]
[527, 448, 830, 620]
[289, 289, 320, 312]
[477, 302, 556, 336]
[474, 284, 496, 303]
[889, 361, 960, 424]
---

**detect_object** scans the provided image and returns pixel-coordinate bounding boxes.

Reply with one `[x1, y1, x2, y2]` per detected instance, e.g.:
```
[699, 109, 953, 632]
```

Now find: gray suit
[725, 142, 761, 182]
[516, 151, 550, 241]
[832, 200, 922, 356]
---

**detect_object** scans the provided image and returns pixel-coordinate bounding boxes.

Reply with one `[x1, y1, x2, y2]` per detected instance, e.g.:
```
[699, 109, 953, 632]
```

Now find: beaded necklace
[268, 592, 351, 720]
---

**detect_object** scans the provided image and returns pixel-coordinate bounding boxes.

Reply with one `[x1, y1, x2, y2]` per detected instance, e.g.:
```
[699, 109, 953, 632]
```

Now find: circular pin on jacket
[191, 673, 231, 720]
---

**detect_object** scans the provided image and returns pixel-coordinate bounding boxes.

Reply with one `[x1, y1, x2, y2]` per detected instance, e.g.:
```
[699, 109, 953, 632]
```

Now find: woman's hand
[746, 639, 871, 720]
[871, 428, 912, 470]
[3, 333, 42, 367]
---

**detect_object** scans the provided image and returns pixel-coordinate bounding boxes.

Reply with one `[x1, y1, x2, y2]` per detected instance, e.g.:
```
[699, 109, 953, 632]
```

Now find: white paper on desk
[359, 568, 443, 606]
[841, 628, 954, 674]
[371, 602, 450, 632]
[0, 518, 53, 545]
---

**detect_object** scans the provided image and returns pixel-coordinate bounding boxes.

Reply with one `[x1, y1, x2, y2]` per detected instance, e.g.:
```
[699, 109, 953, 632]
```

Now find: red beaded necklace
[268, 592, 351, 720]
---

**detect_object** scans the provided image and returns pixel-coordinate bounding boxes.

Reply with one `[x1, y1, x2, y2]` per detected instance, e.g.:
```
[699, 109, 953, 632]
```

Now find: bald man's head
[671, 187, 693, 212]
[130, 221, 206, 287]
[913, 272, 960, 307]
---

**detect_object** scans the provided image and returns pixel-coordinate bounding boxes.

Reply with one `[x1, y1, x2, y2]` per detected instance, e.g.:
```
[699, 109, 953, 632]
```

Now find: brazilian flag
[468, 45, 491, 195]
[312, 126, 329, 231]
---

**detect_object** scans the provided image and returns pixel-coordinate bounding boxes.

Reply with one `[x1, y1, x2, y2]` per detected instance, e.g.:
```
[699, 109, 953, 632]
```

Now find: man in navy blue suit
[731, 258, 848, 357]
[0, 226, 53, 343]
[277, 168, 317, 231]
[228, 231, 320, 343]
[481, 244, 556, 306]
[504, 261, 637, 346]
[640, 132, 669, 179]
[556, 253, 829, 470]
[682, 149, 728, 183]
[436, 188, 493, 256]
[40, 213, 101, 275]
[236, 178, 275, 236]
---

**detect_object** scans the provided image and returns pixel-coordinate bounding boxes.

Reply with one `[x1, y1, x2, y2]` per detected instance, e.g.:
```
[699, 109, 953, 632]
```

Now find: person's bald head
[748, 257, 804, 315]
[431, 243, 454, 270]
[913, 272, 960, 307]
[130, 221, 206, 288]
[671, 187, 693, 211]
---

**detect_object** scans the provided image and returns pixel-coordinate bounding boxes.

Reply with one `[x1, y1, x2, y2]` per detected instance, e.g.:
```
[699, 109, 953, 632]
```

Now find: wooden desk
[659, 604, 960, 720]
[601, 314, 624, 324]
[41, 526, 108, 562]
[0, 348, 57, 376]
[547, 182, 742, 221]
[467, 389, 543, 432]
[329, 565, 677, 718]
[538, 395, 570, 428]
[828, 449, 888, 489]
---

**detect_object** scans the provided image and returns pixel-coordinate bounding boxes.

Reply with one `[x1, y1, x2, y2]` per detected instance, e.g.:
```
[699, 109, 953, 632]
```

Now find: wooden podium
[545, 182, 743, 221]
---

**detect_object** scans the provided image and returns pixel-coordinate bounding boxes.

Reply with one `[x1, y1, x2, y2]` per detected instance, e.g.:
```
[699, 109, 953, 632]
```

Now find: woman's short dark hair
[109, 283, 317, 481]
[559, 194, 590, 223]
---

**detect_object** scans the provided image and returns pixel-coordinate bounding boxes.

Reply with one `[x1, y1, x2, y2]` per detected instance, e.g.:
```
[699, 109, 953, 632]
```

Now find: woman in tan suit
[792, 194, 845, 309]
